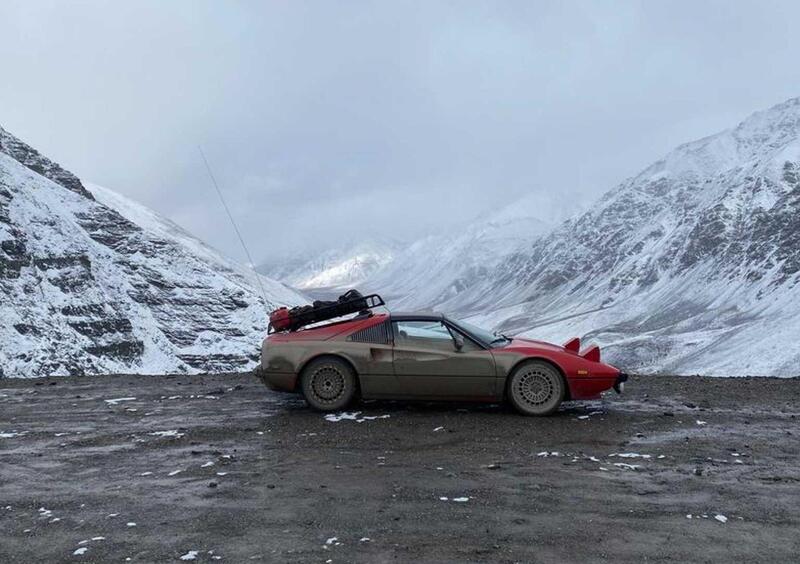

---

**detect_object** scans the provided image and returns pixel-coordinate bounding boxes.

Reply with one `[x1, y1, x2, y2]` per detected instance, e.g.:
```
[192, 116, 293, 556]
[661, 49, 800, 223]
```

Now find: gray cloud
[2, 0, 799, 261]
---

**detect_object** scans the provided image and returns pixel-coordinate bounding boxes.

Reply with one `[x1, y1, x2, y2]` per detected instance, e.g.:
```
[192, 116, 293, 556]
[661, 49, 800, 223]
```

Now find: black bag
[338, 289, 367, 311]
[270, 289, 381, 332]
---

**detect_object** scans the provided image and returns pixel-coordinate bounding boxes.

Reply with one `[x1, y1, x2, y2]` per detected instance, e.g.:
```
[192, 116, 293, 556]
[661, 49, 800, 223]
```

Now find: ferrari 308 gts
[256, 293, 627, 416]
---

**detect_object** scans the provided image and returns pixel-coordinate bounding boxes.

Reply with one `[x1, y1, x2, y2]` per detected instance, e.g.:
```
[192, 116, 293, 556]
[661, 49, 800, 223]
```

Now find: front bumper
[613, 372, 629, 394]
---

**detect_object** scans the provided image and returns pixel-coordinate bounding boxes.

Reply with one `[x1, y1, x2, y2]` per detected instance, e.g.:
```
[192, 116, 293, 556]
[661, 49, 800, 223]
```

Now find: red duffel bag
[268, 307, 292, 332]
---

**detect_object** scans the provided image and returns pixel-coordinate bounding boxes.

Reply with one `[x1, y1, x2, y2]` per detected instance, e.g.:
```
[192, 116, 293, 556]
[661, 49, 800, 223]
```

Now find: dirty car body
[257, 311, 627, 415]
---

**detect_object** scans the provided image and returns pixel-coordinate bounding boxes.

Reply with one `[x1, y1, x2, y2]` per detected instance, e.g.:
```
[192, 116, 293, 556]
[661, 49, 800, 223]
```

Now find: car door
[391, 319, 496, 398]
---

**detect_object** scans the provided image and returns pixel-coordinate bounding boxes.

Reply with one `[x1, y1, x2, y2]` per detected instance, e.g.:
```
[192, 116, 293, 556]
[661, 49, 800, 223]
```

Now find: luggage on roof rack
[268, 289, 385, 333]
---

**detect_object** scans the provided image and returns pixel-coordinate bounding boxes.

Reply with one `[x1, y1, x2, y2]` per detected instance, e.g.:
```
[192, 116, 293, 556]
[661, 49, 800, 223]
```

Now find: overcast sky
[2, 1, 799, 262]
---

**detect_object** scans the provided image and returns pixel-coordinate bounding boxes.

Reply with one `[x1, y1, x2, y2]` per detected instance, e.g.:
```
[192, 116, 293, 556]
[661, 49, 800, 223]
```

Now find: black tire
[507, 360, 565, 416]
[300, 356, 357, 412]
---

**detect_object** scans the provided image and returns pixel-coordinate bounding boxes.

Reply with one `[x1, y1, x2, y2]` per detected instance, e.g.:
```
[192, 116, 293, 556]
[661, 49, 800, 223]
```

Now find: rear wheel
[300, 357, 357, 412]
[507, 360, 565, 416]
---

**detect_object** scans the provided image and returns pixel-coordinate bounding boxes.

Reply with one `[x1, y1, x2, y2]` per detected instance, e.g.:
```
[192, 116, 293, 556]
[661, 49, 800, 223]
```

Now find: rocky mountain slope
[0, 126, 303, 377]
[456, 97, 800, 376]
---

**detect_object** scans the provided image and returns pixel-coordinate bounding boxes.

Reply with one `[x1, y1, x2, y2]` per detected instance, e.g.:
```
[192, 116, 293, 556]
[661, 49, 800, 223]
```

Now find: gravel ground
[1, 373, 799, 563]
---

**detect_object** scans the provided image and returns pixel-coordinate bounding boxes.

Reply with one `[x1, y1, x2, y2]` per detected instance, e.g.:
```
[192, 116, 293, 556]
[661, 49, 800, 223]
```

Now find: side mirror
[453, 333, 464, 352]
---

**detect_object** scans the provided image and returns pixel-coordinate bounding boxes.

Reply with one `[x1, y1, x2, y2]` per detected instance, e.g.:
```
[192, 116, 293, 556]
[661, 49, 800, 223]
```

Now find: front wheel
[507, 361, 566, 416]
[300, 357, 357, 412]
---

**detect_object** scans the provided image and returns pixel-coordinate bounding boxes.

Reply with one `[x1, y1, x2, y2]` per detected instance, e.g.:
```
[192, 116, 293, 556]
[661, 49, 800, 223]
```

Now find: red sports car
[257, 293, 627, 416]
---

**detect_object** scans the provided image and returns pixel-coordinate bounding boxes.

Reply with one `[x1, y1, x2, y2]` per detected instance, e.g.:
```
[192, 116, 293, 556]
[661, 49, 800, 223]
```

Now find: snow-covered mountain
[0, 125, 304, 377]
[260, 238, 401, 290]
[456, 97, 800, 377]
[362, 191, 578, 310]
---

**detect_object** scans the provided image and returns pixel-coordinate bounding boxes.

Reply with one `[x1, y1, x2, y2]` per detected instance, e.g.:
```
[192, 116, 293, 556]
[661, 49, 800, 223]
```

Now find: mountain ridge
[0, 127, 303, 377]
[259, 238, 402, 291]
[455, 96, 800, 376]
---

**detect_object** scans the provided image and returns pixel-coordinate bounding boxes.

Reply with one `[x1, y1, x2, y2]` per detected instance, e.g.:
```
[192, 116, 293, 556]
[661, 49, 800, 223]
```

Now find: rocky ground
[1, 373, 798, 563]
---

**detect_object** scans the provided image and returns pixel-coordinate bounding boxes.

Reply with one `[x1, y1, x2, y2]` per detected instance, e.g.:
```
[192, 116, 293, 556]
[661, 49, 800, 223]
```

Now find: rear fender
[297, 353, 362, 395]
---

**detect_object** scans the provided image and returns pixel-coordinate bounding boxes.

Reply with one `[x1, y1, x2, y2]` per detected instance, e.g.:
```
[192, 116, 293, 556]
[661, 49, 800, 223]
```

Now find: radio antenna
[198, 146, 270, 316]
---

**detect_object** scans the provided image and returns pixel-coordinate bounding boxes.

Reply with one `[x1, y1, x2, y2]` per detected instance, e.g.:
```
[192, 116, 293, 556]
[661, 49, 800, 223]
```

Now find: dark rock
[0, 125, 94, 199]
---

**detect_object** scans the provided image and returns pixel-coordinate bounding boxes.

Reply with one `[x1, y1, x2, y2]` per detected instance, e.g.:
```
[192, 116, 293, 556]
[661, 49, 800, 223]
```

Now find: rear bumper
[253, 366, 297, 392]
[613, 372, 629, 394]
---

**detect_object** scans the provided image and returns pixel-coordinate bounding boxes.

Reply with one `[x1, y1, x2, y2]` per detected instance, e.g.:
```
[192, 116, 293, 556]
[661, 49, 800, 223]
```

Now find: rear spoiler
[563, 337, 580, 352]
[562, 337, 601, 362]
[581, 345, 601, 362]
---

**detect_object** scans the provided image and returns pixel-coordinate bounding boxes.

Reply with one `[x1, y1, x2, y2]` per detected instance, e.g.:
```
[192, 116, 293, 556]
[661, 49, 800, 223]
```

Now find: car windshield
[449, 318, 511, 348]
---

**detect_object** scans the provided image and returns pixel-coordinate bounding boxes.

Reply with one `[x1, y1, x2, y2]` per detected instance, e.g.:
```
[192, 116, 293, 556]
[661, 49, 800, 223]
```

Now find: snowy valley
[4, 96, 800, 378]
[277, 97, 800, 377]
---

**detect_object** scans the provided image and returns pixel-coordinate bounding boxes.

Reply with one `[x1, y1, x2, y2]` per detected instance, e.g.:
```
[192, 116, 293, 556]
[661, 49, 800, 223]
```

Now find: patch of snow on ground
[613, 463, 641, 470]
[149, 430, 185, 439]
[105, 397, 136, 405]
[324, 412, 391, 423]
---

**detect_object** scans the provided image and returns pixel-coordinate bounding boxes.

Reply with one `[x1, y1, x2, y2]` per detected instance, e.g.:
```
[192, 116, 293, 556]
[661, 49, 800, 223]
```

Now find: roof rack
[268, 293, 385, 334]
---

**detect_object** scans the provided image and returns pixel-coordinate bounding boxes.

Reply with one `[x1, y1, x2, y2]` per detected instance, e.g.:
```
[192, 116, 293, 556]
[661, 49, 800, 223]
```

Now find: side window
[393, 321, 456, 351]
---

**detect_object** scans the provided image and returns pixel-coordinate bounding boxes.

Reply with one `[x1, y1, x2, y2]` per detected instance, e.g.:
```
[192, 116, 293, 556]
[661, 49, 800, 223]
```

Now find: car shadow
[267, 390, 608, 419]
